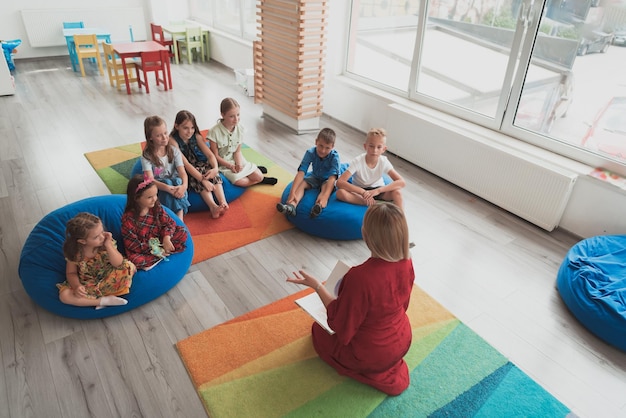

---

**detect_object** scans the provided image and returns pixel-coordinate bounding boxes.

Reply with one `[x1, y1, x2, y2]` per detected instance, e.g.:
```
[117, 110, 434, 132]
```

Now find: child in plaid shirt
[121, 174, 188, 270]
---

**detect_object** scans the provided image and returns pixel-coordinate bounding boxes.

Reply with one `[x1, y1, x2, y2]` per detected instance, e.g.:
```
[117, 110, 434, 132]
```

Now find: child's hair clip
[136, 175, 153, 192]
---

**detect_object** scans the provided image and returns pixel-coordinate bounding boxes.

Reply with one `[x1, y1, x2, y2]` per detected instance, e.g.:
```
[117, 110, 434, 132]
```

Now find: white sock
[96, 296, 128, 310]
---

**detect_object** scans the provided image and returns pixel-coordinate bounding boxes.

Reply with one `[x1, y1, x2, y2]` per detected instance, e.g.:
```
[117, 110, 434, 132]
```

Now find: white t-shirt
[140, 147, 184, 179]
[346, 154, 393, 188]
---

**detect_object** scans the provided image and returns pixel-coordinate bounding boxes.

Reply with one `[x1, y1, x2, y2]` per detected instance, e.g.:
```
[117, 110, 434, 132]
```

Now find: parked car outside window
[577, 30, 613, 55]
[612, 28, 626, 46]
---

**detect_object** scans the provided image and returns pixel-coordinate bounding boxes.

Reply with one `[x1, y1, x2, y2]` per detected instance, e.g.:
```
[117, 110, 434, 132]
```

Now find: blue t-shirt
[298, 147, 340, 181]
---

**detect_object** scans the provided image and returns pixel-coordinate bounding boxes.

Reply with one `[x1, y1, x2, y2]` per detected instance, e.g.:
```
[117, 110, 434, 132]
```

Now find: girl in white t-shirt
[336, 128, 405, 209]
[141, 115, 190, 220]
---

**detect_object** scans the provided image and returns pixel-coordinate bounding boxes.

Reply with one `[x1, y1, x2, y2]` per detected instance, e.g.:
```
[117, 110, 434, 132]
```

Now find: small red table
[112, 41, 172, 94]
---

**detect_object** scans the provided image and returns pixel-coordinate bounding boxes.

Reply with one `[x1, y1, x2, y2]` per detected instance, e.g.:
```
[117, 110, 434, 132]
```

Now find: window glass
[514, 0, 626, 164]
[346, 1, 421, 91]
[215, 0, 242, 35]
[242, 0, 258, 40]
[347, 0, 626, 171]
[416, 0, 523, 119]
[190, 0, 213, 24]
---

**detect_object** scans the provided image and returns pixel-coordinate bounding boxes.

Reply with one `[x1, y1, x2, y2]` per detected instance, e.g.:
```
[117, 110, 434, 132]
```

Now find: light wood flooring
[0, 57, 625, 418]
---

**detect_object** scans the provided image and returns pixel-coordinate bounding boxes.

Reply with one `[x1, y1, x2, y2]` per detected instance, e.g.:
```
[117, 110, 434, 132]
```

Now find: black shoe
[261, 176, 278, 185]
[310, 203, 322, 218]
[258, 166, 268, 174]
[276, 203, 296, 216]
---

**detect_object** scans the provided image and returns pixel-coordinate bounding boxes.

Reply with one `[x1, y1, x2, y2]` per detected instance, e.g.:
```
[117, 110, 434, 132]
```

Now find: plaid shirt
[121, 204, 187, 269]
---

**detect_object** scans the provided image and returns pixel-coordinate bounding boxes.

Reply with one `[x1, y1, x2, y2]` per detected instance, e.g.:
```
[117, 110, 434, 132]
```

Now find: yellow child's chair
[103, 43, 137, 91]
[73, 34, 104, 77]
[178, 26, 204, 64]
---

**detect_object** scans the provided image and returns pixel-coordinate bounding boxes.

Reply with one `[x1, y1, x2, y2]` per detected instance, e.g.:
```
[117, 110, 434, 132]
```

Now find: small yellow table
[162, 23, 210, 64]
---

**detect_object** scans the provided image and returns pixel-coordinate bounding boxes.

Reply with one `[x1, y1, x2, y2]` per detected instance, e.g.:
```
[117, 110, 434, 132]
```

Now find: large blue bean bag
[556, 235, 626, 351]
[18, 195, 194, 319]
[280, 185, 367, 240]
[131, 159, 246, 213]
[279, 166, 391, 240]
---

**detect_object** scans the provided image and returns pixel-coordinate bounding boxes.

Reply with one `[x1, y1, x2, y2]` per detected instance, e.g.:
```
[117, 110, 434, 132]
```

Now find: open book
[294, 260, 351, 335]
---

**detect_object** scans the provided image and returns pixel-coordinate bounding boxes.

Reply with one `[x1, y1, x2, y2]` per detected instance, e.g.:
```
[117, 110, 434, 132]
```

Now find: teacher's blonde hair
[362, 202, 410, 262]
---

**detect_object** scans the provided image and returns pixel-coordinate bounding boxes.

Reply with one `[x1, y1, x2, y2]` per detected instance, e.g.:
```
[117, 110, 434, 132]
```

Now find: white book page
[294, 260, 351, 335]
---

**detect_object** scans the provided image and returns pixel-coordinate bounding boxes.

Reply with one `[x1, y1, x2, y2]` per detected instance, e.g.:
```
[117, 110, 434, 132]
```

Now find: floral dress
[57, 245, 134, 298]
[172, 131, 223, 193]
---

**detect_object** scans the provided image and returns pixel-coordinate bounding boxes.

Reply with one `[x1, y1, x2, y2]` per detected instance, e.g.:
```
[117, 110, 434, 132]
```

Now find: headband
[136, 175, 154, 193]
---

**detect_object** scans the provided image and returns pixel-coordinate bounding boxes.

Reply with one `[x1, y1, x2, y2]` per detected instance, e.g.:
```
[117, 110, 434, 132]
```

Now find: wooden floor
[1, 57, 624, 418]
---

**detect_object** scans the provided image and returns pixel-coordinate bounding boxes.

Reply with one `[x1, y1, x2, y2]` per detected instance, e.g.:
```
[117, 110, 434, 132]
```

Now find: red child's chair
[135, 50, 168, 93]
[150, 23, 175, 61]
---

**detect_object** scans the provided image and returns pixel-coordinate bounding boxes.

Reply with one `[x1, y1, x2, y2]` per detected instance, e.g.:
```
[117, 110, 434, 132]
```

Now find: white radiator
[385, 104, 577, 231]
[21, 8, 147, 47]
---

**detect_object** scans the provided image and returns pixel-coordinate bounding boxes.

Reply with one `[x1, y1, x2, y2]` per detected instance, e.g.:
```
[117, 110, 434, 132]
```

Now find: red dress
[312, 257, 415, 395]
[121, 204, 187, 270]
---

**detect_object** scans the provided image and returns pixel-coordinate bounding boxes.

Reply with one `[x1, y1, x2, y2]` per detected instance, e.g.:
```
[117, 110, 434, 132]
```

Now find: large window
[189, 0, 256, 39]
[347, 0, 626, 174]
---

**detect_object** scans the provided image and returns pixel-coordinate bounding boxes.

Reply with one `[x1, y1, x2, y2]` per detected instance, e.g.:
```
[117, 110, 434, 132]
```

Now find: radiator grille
[21, 8, 146, 47]
[386, 104, 577, 231]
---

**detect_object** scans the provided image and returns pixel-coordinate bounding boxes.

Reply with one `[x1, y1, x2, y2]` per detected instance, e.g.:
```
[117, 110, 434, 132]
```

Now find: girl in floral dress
[169, 109, 228, 218]
[121, 174, 188, 271]
[58, 212, 135, 309]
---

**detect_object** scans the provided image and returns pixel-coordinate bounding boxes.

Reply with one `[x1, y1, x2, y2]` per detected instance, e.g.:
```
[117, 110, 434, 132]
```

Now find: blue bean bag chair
[280, 185, 366, 240]
[556, 235, 626, 351]
[18, 194, 194, 319]
[279, 165, 391, 240]
[130, 159, 246, 213]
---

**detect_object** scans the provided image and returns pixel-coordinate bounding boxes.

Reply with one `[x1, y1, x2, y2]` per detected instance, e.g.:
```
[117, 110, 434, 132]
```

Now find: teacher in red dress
[287, 201, 415, 395]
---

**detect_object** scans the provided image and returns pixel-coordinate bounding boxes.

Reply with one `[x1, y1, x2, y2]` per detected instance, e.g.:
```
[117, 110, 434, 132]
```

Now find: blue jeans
[157, 177, 190, 215]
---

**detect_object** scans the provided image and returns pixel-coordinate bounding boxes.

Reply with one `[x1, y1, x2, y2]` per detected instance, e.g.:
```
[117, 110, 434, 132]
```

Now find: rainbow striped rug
[176, 286, 570, 417]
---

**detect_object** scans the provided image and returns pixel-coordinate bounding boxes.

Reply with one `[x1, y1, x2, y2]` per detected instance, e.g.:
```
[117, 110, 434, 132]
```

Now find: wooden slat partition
[255, 0, 328, 121]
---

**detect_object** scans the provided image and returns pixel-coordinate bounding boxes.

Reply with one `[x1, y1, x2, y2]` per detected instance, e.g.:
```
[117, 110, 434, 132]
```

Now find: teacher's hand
[286, 270, 321, 290]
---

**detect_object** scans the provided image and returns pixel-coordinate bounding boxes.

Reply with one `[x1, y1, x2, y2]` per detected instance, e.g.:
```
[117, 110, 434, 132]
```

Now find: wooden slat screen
[255, 0, 328, 121]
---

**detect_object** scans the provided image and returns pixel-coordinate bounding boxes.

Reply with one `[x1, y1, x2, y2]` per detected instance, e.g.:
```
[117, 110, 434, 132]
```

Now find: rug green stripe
[96, 168, 132, 195]
[370, 323, 508, 417]
[405, 319, 460, 370]
[286, 320, 460, 417]
[242, 146, 275, 168]
[199, 357, 345, 418]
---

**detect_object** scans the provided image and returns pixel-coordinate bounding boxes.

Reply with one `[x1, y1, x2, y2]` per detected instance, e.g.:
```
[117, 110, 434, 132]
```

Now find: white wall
[1, 0, 188, 59]
[199, 28, 253, 70]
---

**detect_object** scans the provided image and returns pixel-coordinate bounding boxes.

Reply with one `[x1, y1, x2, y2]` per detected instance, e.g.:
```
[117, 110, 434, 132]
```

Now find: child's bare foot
[210, 205, 221, 219]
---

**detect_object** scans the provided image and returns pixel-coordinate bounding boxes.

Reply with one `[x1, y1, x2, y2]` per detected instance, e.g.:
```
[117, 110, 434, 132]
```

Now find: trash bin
[234, 69, 255, 97]
[1, 39, 22, 71]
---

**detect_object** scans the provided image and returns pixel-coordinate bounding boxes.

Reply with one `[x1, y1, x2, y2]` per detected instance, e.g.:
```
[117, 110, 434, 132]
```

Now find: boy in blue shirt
[277, 128, 340, 218]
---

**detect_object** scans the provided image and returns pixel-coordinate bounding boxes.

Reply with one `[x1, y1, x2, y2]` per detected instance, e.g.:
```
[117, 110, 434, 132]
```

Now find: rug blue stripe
[474, 365, 570, 417]
[369, 324, 569, 417]
[369, 324, 507, 417]
[430, 362, 513, 417]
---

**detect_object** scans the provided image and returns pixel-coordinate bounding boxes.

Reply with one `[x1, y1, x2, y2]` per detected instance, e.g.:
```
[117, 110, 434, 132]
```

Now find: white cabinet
[0, 52, 15, 96]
